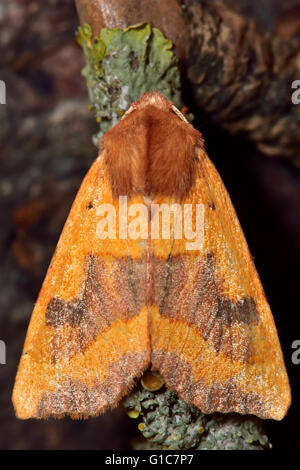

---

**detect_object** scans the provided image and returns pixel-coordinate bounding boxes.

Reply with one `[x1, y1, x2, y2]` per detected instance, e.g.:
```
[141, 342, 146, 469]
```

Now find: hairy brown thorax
[101, 93, 204, 199]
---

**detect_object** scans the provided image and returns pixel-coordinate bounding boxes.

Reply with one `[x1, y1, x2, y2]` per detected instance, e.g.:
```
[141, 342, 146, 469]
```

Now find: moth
[13, 92, 291, 420]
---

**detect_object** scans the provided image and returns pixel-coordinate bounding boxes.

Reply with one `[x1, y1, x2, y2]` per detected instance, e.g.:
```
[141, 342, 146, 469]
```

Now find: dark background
[0, 0, 299, 449]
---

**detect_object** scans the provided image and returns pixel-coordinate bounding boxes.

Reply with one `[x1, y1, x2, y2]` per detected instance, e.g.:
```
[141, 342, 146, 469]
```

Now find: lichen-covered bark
[75, 0, 189, 60]
[76, 23, 181, 146]
[123, 381, 270, 450]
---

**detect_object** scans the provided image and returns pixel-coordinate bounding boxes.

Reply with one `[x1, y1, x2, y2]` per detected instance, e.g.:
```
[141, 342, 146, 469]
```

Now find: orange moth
[12, 92, 291, 420]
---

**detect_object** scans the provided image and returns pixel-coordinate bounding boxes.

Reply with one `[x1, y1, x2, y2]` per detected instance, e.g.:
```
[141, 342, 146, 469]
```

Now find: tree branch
[185, 0, 300, 166]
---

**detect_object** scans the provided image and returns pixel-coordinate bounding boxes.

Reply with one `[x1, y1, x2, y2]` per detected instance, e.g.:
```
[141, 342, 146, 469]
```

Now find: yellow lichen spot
[138, 422, 145, 432]
[128, 409, 140, 419]
[96, 116, 101, 123]
[198, 426, 205, 434]
[141, 371, 164, 391]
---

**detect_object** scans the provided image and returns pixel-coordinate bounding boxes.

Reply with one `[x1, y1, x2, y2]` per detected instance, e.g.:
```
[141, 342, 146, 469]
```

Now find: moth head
[123, 91, 188, 123]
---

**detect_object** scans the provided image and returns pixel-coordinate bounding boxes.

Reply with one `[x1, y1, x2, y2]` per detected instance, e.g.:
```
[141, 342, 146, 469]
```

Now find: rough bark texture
[185, 0, 300, 166]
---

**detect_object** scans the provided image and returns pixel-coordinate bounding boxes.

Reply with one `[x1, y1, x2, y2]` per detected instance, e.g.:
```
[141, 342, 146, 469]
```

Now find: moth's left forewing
[12, 155, 150, 419]
[150, 146, 291, 420]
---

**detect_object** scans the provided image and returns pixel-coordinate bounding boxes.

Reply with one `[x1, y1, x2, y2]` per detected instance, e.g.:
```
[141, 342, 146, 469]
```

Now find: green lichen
[122, 383, 271, 451]
[76, 23, 182, 147]
[197, 414, 270, 450]
[123, 387, 206, 450]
